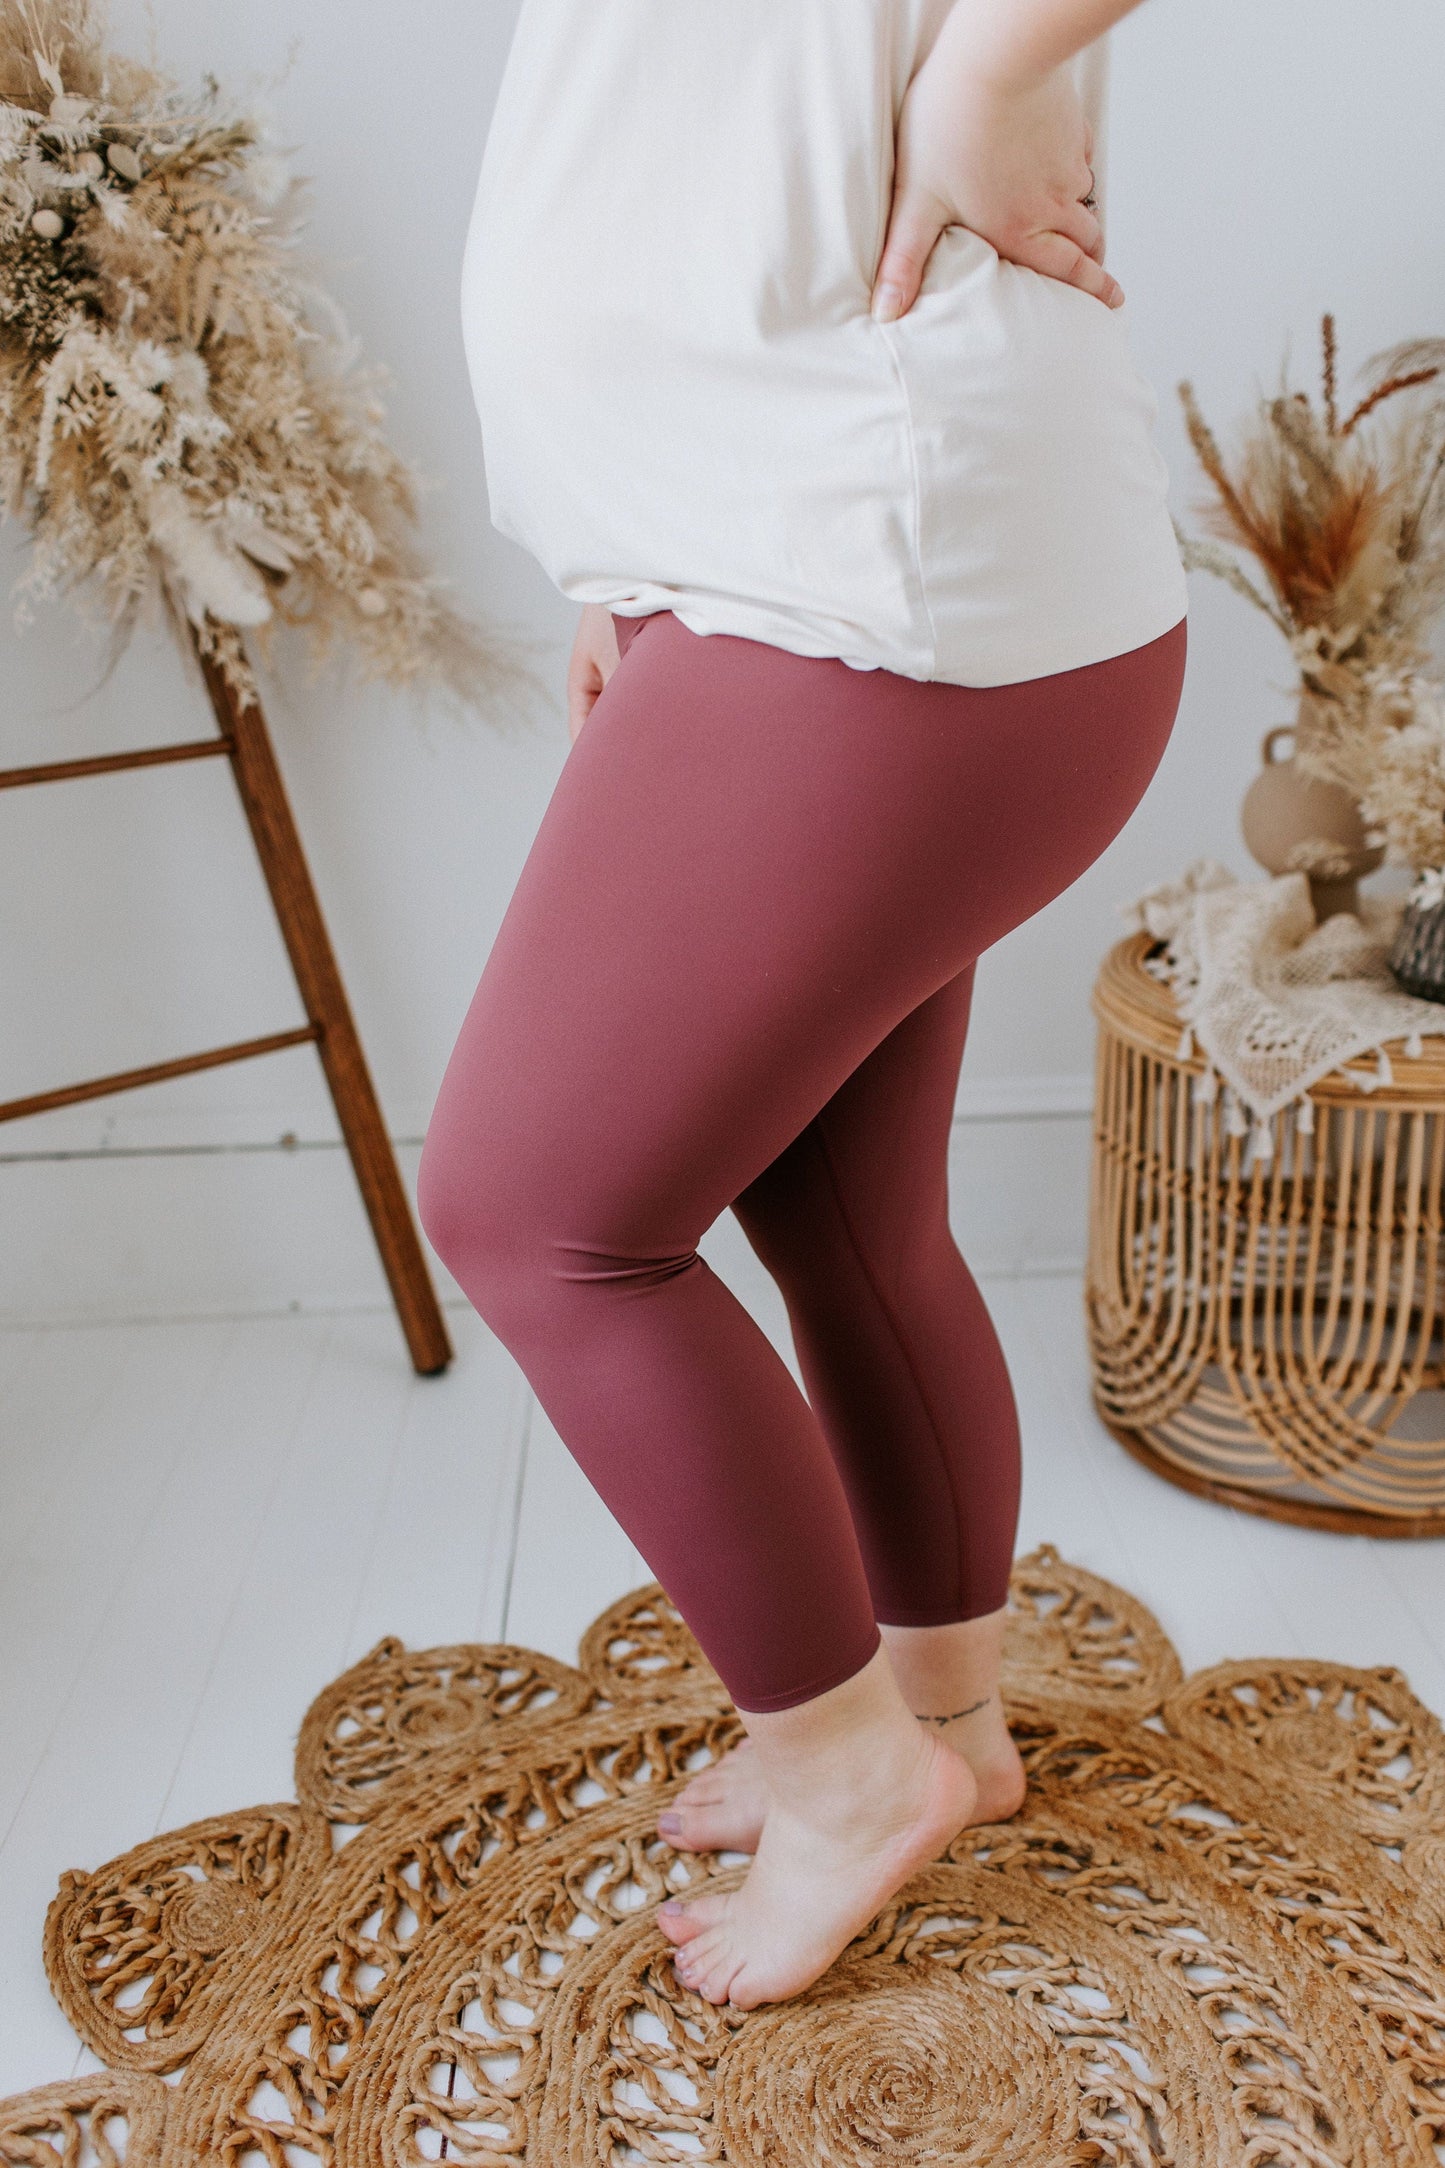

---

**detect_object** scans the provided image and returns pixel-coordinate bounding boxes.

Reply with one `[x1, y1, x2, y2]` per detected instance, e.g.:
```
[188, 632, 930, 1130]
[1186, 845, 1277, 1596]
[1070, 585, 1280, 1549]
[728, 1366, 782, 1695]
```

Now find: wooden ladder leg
[196, 638, 453, 1376]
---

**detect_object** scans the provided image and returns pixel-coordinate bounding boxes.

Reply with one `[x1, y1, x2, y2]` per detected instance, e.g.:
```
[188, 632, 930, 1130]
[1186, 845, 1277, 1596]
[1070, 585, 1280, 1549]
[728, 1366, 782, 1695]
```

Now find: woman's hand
[871, 31, 1121, 324]
[566, 603, 620, 743]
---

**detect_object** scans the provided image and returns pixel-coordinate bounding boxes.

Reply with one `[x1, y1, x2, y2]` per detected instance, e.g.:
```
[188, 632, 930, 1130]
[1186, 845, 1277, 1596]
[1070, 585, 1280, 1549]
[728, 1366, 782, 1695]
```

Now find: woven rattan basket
[1086, 931, 1445, 1534]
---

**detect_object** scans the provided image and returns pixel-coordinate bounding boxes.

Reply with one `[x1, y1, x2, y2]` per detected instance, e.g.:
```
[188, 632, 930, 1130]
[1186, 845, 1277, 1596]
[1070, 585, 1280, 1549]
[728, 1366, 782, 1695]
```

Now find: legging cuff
[728, 1621, 883, 1716]
[873, 1599, 1010, 1629]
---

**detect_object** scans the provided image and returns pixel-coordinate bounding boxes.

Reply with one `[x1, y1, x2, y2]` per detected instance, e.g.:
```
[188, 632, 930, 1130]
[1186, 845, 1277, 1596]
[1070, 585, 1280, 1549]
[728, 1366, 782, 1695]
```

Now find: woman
[418, 0, 1185, 2013]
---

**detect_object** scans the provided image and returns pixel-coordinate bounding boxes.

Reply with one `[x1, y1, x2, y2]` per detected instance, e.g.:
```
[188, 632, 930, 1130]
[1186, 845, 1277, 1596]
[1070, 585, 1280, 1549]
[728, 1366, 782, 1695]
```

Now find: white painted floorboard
[340, 1307, 531, 1662]
[2, 1272, 1444, 2101]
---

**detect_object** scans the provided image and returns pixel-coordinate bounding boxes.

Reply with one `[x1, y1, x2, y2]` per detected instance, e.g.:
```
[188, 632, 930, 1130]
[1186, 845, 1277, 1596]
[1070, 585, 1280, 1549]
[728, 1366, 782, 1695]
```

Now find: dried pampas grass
[0, 0, 543, 726]
[1176, 315, 1445, 878]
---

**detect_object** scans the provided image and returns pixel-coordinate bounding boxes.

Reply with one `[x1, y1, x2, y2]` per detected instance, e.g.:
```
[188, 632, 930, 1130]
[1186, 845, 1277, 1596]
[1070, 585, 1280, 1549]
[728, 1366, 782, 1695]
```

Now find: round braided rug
[3, 1543, 1444, 2166]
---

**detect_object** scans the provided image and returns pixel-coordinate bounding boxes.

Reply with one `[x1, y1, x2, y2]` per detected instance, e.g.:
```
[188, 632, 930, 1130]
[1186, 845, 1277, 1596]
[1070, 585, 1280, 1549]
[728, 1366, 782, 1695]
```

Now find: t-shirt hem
[596, 587, 1189, 689]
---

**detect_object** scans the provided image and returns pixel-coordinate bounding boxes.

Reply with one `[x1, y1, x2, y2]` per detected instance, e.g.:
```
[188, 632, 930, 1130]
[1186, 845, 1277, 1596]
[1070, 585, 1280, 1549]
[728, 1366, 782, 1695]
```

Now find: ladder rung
[0, 739, 229, 790]
[0, 1025, 321, 1125]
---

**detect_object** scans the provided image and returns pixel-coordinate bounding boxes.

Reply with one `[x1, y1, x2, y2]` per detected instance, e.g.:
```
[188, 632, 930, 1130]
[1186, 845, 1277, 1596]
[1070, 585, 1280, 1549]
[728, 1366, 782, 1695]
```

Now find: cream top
[461, 1, 1187, 687]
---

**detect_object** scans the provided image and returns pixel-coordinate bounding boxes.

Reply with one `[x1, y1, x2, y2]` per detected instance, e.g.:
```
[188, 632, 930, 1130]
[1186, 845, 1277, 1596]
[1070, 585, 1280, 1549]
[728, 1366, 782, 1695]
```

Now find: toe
[724, 1961, 770, 2012]
[657, 1891, 724, 1945]
[678, 1766, 728, 1805]
[679, 1926, 744, 2007]
[656, 1901, 700, 1946]
[671, 1928, 711, 1993]
[665, 1803, 755, 1855]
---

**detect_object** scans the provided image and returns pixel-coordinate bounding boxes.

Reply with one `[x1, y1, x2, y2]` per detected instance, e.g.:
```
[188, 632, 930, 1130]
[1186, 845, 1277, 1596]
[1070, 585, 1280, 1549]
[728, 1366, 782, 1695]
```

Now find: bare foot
[659, 1696, 1024, 1855]
[924, 1692, 1027, 1824]
[657, 1724, 976, 2008]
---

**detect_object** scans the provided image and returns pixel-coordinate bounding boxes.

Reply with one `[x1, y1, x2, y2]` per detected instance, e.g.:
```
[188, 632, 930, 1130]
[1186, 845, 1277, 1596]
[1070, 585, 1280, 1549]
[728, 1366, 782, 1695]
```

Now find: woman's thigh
[421, 608, 1187, 1259]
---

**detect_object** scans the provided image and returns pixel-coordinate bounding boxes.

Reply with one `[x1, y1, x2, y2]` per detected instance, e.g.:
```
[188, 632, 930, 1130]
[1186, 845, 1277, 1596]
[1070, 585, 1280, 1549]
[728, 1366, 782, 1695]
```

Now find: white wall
[3, 0, 1443, 1320]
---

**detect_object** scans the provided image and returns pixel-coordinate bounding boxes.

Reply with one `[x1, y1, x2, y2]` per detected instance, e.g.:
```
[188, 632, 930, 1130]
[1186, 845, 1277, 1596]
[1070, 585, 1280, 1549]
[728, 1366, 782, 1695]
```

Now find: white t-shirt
[461, 1, 1187, 688]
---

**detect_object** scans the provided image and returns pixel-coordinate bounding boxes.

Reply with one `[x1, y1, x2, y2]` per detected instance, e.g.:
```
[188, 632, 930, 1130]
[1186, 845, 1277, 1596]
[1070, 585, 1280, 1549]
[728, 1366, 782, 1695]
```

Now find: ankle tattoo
[919, 1694, 992, 1724]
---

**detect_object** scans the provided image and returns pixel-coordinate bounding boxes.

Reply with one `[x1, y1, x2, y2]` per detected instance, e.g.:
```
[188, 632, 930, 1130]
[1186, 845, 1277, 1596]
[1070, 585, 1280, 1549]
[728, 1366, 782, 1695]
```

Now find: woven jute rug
[3, 1544, 1444, 2166]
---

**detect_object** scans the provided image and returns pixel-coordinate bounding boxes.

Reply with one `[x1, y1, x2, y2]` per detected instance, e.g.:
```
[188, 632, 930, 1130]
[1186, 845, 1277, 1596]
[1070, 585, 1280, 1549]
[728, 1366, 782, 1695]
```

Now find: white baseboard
[954, 1072, 1093, 1123]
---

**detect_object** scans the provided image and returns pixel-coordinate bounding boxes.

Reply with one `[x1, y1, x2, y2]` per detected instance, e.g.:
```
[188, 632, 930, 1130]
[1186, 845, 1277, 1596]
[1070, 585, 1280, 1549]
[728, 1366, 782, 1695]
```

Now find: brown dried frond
[1185, 386, 1349, 621]
[1339, 332, 1445, 437]
[1196, 420, 1393, 633]
[1321, 313, 1337, 436]
[1341, 368, 1440, 437]
[1176, 379, 1258, 549]
[1269, 392, 1339, 497]
[1362, 334, 1445, 383]
[1179, 346, 1421, 645]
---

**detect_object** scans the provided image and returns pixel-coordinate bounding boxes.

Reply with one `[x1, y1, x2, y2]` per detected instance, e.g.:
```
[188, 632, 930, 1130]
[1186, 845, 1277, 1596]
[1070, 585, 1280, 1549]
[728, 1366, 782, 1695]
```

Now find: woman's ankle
[879, 1605, 1008, 1724]
[738, 1644, 931, 1821]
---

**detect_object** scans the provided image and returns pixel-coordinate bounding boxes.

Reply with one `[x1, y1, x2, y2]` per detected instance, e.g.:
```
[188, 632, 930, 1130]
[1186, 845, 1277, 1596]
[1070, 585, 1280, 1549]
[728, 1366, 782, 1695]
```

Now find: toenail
[659, 1899, 683, 1919]
[658, 1813, 682, 1837]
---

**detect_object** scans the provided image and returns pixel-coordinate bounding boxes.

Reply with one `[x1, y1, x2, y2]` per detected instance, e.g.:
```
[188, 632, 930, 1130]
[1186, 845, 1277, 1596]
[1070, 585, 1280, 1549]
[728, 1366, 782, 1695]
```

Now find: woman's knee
[415, 1098, 546, 1324]
[417, 1093, 697, 1336]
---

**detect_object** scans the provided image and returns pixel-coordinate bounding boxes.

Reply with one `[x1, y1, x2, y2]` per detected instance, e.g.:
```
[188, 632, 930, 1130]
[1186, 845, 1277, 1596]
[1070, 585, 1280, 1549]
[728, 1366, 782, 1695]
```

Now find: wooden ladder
[1, 629, 453, 1375]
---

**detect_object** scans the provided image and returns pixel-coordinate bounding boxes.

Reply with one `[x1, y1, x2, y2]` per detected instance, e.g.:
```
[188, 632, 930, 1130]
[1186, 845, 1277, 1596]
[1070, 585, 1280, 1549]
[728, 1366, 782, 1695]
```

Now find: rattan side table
[1086, 930, 1445, 1534]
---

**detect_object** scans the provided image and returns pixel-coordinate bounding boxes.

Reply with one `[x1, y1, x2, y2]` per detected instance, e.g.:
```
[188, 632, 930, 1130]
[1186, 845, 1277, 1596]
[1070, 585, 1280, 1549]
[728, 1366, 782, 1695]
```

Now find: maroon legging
[418, 607, 1187, 1712]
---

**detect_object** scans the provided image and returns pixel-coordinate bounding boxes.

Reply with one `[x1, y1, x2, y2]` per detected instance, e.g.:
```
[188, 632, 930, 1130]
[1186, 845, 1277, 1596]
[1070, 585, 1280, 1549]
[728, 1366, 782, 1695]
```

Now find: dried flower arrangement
[1175, 315, 1445, 886]
[0, 0, 534, 719]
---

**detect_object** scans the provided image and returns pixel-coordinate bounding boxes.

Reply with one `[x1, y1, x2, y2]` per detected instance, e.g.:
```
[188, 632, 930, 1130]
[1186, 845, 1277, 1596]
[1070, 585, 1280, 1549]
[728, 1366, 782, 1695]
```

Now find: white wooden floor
[2, 1226, 1444, 2104]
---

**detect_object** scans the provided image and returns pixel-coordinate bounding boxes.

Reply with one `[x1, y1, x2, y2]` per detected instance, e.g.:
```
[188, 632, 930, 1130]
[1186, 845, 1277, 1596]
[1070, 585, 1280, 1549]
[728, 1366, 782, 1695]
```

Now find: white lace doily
[1122, 861, 1445, 1144]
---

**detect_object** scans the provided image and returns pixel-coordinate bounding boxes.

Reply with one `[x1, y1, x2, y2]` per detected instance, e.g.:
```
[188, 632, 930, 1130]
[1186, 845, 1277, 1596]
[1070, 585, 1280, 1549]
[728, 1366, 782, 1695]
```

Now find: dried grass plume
[1176, 315, 1445, 878]
[0, 0, 543, 726]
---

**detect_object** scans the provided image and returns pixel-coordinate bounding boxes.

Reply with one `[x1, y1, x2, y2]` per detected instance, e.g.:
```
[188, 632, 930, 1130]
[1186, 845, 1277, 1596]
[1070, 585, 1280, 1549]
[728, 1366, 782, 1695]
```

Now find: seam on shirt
[874, 320, 940, 681]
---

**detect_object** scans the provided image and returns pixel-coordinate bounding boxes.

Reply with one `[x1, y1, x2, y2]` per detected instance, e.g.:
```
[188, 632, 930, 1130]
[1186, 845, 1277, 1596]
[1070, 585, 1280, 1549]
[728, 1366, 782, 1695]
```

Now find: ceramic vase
[1240, 699, 1384, 921]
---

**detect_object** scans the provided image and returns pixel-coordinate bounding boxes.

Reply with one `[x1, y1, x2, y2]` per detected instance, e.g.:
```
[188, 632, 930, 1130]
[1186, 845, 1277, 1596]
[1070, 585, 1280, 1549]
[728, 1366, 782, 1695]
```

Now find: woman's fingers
[874, 204, 1120, 320]
[872, 180, 1116, 326]
[566, 604, 620, 743]
[566, 656, 602, 744]
[1052, 197, 1105, 263]
[871, 187, 949, 322]
[1018, 227, 1123, 307]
